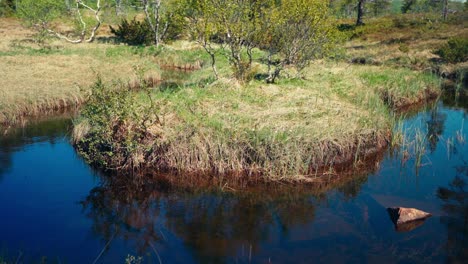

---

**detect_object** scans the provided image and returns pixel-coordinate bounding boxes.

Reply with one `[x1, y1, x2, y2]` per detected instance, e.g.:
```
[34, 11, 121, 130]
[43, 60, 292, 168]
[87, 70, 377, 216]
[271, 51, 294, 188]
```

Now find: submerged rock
[387, 207, 432, 232]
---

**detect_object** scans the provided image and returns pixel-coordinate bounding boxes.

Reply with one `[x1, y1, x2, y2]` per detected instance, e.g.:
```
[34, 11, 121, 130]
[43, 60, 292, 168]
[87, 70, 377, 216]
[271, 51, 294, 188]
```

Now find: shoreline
[0, 100, 83, 127]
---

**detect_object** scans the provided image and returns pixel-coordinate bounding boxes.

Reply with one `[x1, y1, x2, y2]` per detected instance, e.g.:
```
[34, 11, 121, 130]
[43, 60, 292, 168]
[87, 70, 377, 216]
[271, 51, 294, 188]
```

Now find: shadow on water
[437, 159, 468, 263]
[0, 114, 73, 179]
[441, 79, 468, 112]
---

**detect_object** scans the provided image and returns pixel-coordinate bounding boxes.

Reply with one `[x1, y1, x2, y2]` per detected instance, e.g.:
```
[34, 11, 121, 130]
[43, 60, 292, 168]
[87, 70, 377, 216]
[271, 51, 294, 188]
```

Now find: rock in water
[387, 207, 432, 232]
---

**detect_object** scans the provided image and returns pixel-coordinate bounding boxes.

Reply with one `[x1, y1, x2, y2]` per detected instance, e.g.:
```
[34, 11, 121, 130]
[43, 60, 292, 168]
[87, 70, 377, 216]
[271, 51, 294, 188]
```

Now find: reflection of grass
[391, 121, 429, 172]
[456, 119, 465, 144]
[80, 166, 373, 260]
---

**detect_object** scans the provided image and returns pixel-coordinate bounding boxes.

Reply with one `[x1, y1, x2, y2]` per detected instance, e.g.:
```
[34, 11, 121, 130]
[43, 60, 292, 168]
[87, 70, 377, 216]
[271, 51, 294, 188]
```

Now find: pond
[0, 92, 467, 263]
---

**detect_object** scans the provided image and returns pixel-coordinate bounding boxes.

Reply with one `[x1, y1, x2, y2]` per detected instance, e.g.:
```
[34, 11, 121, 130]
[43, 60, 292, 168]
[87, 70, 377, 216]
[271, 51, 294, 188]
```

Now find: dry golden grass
[344, 14, 468, 70]
[153, 78, 389, 180]
[0, 18, 171, 125]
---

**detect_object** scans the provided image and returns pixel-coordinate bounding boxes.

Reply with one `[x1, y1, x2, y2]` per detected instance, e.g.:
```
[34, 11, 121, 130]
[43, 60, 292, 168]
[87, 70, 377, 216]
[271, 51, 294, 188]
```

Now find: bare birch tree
[18, 0, 103, 43]
[185, 0, 219, 79]
[142, 0, 170, 46]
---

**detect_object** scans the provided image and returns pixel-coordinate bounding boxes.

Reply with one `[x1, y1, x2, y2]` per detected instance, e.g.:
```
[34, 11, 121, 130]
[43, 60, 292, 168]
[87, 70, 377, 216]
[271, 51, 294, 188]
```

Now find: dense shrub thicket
[110, 19, 154, 46]
[435, 37, 468, 63]
[74, 77, 158, 170]
[0, 0, 15, 16]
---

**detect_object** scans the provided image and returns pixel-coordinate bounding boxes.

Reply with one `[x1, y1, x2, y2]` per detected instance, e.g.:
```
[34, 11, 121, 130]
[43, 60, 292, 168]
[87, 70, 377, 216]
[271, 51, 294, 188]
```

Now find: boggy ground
[0, 15, 451, 183]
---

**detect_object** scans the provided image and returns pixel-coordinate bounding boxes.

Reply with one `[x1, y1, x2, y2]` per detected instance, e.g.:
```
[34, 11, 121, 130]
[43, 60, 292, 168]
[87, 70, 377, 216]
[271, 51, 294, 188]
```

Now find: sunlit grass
[0, 16, 446, 180]
[72, 57, 441, 180]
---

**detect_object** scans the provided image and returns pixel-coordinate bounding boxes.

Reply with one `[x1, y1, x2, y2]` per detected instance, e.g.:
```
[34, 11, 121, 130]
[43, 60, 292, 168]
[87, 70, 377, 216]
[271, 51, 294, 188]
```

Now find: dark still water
[0, 95, 467, 263]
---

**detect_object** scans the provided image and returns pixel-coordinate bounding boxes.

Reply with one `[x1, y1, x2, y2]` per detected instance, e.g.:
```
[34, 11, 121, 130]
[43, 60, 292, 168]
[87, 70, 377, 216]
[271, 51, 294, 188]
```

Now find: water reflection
[426, 104, 447, 153]
[0, 113, 102, 264]
[437, 160, 468, 263]
[0, 115, 72, 177]
[81, 185, 316, 262]
[441, 87, 468, 113]
[81, 171, 377, 263]
[73, 96, 465, 263]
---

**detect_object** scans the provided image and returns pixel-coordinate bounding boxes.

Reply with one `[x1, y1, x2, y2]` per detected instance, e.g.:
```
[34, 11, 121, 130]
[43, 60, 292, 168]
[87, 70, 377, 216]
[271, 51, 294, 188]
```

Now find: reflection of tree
[163, 191, 318, 263]
[441, 90, 468, 114]
[336, 157, 381, 200]
[337, 173, 370, 200]
[81, 167, 376, 263]
[81, 185, 165, 256]
[437, 162, 468, 263]
[81, 183, 319, 262]
[426, 104, 446, 153]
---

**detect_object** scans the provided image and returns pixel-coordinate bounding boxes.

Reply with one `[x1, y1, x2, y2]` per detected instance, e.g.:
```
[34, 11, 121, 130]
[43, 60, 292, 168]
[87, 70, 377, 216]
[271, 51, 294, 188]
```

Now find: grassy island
[70, 52, 439, 182]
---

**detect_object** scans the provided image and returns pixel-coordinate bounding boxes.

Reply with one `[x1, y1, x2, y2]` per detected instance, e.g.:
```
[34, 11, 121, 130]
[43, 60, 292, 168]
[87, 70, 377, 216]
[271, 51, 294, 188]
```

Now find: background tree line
[0, 0, 465, 81]
[329, 0, 465, 24]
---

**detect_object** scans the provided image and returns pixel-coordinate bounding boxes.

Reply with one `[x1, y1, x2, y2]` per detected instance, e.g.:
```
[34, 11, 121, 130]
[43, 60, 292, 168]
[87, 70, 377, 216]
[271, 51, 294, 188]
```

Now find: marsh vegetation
[0, 0, 466, 181]
[1, 1, 468, 262]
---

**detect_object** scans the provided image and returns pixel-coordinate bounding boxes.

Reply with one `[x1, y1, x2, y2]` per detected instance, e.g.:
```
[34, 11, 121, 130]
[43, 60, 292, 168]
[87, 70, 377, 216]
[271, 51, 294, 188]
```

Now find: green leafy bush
[401, 0, 416, 13]
[435, 37, 468, 63]
[17, 0, 65, 26]
[74, 76, 160, 170]
[110, 18, 154, 46]
[0, 0, 15, 17]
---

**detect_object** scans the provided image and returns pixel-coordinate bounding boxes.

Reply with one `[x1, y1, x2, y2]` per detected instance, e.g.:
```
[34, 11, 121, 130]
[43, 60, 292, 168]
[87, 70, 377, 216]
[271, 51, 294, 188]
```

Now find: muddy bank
[390, 88, 440, 113]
